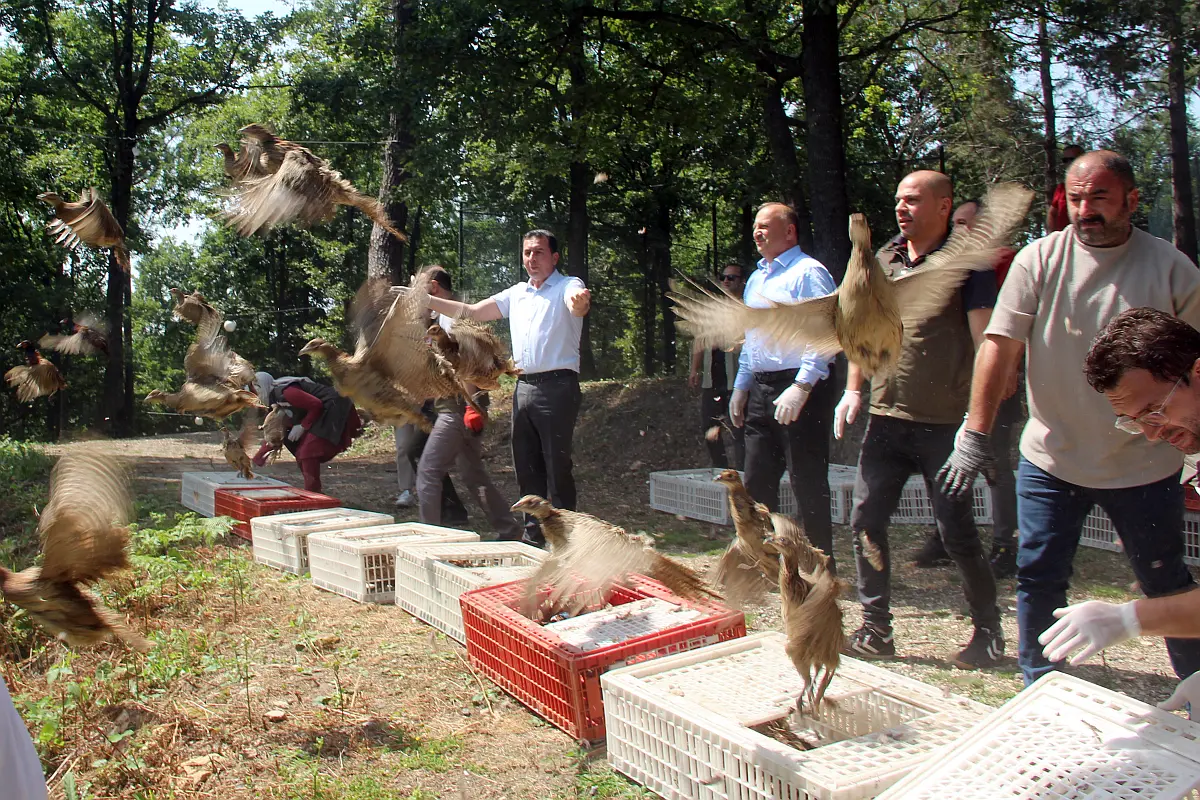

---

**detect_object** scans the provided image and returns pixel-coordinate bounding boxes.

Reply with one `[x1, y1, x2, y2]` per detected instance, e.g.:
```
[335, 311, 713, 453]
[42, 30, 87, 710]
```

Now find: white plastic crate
[307, 524, 479, 603]
[872, 474, 993, 525]
[877, 672, 1200, 799]
[601, 631, 988, 800]
[1076, 506, 1200, 567]
[180, 471, 287, 517]
[251, 510, 394, 574]
[649, 467, 852, 526]
[394, 541, 548, 642]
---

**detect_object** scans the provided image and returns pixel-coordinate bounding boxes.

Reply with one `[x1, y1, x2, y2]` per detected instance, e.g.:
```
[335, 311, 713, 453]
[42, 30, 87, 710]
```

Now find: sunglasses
[1114, 375, 1183, 435]
[720, 274, 741, 282]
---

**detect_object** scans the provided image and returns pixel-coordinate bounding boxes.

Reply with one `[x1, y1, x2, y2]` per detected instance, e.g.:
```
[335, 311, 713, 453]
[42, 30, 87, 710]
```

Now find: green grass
[393, 735, 462, 772]
[563, 762, 655, 799]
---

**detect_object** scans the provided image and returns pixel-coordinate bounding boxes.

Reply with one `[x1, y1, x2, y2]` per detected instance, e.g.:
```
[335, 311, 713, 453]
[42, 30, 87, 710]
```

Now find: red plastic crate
[213, 486, 340, 540]
[459, 574, 746, 743]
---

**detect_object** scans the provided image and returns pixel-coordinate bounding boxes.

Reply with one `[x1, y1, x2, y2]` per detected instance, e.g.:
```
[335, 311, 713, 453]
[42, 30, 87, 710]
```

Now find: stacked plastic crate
[180, 471, 287, 517]
[460, 575, 746, 742]
[601, 631, 990, 800]
[250, 508, 394, 574]
[394, 541, 550, 642]
[214, 486, 340, 540]
[306, 523, 480, 604]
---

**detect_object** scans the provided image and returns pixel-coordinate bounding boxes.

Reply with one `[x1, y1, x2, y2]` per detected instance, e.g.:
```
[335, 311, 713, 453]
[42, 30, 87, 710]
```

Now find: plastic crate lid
[544, 597, 704, 653]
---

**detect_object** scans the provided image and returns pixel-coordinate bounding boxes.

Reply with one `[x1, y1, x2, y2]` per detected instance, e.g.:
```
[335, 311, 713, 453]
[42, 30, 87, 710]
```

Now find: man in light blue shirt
[731, 202, 839, 566]
[424, 229, 591, 546]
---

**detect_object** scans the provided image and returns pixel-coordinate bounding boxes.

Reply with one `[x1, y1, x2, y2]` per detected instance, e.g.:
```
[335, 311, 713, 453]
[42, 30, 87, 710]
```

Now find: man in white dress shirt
[425, 229, 590, 546]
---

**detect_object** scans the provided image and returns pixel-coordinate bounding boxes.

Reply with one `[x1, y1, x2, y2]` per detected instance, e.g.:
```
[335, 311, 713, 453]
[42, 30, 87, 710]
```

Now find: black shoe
[911, 531, 952, 568]
[442, 512, 470, 527]
[990, 545, 1017, 579]
[953, 626, 1005, 669]
[844, 625, 896, 659]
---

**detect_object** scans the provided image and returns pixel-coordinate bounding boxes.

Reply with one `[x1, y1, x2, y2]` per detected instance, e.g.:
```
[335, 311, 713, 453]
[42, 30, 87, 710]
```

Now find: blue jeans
[1016, 457, 1200, 684]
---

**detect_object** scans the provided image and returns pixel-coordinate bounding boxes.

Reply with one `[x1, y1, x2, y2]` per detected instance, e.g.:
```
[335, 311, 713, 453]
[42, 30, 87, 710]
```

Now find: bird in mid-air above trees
[511, 495, 720, 620]
[37, 188, 131, 272]
[5, 341, 66, 403]
[0, 453, 149, 652]
[670, 183, 1033, 378]
[145, 310, 261, 419]
[220, 124, 407, 242]
[39, 315, 109, 357]
[170, 288, 221, 329]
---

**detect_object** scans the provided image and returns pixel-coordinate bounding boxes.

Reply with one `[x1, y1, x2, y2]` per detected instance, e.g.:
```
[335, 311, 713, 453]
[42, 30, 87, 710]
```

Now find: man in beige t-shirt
[938, 150, 1200, 685]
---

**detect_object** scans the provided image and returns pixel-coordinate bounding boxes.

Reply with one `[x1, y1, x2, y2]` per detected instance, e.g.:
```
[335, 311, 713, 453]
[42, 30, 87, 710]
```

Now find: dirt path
[25, 378, 1189, 798]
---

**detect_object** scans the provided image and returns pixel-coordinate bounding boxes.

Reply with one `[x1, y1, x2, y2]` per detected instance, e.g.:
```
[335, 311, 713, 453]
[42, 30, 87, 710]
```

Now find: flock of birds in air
[2, 122, 1035, 717]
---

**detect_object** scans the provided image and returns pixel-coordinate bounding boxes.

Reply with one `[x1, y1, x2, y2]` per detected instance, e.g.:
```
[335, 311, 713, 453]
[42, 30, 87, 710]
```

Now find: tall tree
[10, 0, 273, 434]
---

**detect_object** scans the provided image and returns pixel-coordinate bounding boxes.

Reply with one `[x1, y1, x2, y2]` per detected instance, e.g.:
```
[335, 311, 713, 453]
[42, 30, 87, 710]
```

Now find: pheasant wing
[892, 182, 1033, 328]
[39, 332, 94, 356]
[647, 550, 721, 602]
[670, 278, 843, 357]
[711, 539, 776, 608]
[38, 452, 132, 586]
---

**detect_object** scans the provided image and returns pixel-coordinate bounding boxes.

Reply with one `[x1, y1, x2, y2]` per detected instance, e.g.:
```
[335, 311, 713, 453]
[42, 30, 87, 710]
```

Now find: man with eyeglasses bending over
[1041, 308, 1200, 716]
[937, 151, 1200, 686]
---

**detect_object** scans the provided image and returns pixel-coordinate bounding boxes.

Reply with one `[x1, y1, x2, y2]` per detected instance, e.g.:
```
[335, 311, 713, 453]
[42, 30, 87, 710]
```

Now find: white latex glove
[773, 383, 811, 426]
[833, 390, 861, 440]
[1160, 671, 1200, 719]
[729, 388, 748, 428]
[287, 424, 305, 442]
[1038, 600, 1141, 665]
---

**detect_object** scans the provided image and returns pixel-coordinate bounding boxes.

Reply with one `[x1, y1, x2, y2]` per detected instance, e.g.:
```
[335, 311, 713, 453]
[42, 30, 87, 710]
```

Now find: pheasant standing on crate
[511, 495, 720, 621]
[0, 453, 149, 652]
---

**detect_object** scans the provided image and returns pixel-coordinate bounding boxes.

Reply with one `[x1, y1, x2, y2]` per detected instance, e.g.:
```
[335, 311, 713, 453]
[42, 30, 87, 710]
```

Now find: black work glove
[937, 429, 995, 500]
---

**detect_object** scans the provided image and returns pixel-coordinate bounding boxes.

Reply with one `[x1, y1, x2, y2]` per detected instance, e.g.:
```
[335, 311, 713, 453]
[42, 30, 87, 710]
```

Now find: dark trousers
[988, 387, 1023, 549]
[701, 388, 745, 470]
[851, 415, 999, 632]
[743, 370, 836, 570]
[1016, 458, 1200, 684]
[512, 373, 582, 544]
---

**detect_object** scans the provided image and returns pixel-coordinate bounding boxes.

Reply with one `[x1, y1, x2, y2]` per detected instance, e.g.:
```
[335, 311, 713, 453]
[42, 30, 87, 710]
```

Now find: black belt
[753, 369, 799, 384]
[519, 369, 577, 384]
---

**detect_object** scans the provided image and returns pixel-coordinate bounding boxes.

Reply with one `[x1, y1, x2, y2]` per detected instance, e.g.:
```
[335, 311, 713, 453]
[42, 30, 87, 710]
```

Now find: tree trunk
[653, 200, 677, 375]
[801, 0, 849, 281]
[104, 135, 137, 436]
[568, 160, 596, 378]
[1164, 0, 1198, 264]
[1038, 12, 1058, 233]
[366, 0, 416, 282]
[640, 230, 655, 376]
[760, 74, 814, 252]
[406, 205, 423, 279]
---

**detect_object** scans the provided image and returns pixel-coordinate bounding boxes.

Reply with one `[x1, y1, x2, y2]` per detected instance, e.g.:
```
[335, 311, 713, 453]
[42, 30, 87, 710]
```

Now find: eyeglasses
[1114, 375, 1184, 435]
[720, 274, 741, 282]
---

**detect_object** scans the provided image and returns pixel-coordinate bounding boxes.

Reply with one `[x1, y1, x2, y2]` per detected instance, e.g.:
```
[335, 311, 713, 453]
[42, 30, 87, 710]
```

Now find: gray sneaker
[394, 489, 416, 508]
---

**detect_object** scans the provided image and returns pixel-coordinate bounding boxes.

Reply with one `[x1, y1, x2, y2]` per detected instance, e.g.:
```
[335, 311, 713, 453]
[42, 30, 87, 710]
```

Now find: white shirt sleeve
[489, 285, 514, 318]
[0, 679, 47, 800]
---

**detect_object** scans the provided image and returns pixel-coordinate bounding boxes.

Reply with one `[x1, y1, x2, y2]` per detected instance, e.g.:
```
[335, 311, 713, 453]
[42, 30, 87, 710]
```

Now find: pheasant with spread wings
[38, 315, 109, 356]
[6, 340, 66, 403]
[222, 124, 406, 241]
[710, 469, 780, 608]
[0, 453, 149, 652]
[426, 319, 520, 390]
[37, 188, 131, 272]
[512, 495, 720, 620]
[670, 183, 1033, 378]
[298, 276, 451, 431]
[145, 308, 262, 419]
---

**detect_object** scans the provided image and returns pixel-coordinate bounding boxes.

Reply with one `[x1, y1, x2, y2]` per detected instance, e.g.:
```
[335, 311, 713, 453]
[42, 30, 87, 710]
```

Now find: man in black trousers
[730, 202, 839, 568]
[424, 230, 591, 546]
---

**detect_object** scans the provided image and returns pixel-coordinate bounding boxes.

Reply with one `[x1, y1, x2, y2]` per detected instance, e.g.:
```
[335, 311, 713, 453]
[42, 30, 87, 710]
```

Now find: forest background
[0, 0, 1197, 441]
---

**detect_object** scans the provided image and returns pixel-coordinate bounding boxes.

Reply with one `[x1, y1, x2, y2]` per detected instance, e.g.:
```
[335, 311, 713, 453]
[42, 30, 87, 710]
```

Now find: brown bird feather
[222, 411, 258, 479]
[37, 188, 131, 272]
[170, 288, 221, 329]
[144, 384, 263, 419]
[427, 320, 520, 391]
[6, 341, 66, 403]
[512, 495, 721, 620]
[670, 183, 1034, 378]
[0, 452, 148, 652]
[39, 314, 109, 356]
[258, 403, 289, 463]
[215, 136, 274, 183]
[768, 514, 844, 713]
[224, 125, 406, 242]
[710, 469, 780, 607]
